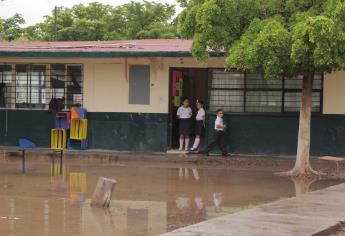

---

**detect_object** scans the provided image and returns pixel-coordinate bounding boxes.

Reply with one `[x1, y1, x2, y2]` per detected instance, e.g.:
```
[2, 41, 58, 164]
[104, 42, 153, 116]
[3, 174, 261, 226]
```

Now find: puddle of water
[0, 160, 343, 236]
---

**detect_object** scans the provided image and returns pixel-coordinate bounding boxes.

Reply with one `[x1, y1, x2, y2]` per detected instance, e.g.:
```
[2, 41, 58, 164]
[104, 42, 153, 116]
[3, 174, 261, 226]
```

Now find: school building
[0, 39, 344, 156]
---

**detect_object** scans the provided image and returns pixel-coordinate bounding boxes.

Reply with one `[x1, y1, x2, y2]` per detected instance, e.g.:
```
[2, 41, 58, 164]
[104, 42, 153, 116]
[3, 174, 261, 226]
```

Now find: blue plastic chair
[18, 139, 36, 173]
[19, 139, 36, 149]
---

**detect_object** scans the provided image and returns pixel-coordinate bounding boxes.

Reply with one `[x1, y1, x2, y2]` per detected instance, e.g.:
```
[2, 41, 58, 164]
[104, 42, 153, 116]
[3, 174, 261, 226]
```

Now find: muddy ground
[1, 148, 345, 235]
[1, 148, 342, 172]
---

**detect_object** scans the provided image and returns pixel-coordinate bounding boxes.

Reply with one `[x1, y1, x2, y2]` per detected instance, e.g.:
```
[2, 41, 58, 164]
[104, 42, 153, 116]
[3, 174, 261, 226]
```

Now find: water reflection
[213, 193, 223, 213]
[176, 168, 223, 220]
[0, 162, 343, 236]
[178, 168, 200, 181]
[50, 162, 66, 178]
[69, 172, 87, 205]
[290, 176, 318, 197]
[50, 162, 67, 193]
[82, 200, 167, 236]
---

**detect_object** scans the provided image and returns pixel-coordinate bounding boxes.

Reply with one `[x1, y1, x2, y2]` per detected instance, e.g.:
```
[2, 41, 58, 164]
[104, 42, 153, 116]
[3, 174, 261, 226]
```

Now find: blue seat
[19, 139, 36, 150]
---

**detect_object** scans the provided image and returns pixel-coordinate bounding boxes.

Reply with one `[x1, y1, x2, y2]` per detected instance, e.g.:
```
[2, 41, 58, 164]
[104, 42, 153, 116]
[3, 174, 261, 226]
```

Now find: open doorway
[168, 68, 208, 150]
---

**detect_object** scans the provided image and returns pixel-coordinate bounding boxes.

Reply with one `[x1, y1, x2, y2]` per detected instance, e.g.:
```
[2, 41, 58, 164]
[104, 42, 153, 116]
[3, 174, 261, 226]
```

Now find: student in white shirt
[203, 109, 227, 156]
[190, 100, 205, 151]
[177, 98, 192, 151]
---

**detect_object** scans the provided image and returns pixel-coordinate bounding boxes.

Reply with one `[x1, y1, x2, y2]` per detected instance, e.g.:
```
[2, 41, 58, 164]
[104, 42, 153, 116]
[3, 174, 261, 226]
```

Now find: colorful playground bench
[18, 139, 36, 173]
[18, 138, 64, 175]
[319, 156, 345, 171]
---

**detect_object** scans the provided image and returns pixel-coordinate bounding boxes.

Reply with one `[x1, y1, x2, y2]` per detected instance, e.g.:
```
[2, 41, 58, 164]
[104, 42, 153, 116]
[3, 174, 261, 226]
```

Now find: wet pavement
[0, 158, 343, 236]
[162, 182, 345, 236]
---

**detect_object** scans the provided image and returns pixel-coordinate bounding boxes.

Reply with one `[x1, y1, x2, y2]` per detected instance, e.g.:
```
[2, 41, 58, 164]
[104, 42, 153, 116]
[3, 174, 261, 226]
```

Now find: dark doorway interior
[168, 68, 208, 150]
[0, 83, 5, 107]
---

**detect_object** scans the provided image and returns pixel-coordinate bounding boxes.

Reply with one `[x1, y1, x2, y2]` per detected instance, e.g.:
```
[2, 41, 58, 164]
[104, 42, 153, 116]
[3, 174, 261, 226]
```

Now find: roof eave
[0, 50, 224, 58]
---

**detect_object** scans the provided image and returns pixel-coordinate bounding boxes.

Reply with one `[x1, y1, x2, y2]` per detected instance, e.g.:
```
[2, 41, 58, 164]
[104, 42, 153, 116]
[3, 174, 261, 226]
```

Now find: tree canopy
[178, 0, 345, 176]
[178, 0, 345, 78]
[0, 13, 25, 41]
[0, 1, 178, 41]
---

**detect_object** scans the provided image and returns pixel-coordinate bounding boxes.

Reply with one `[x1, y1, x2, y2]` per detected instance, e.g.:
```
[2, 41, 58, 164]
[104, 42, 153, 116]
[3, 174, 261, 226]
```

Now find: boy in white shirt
[203, 109, 227, 156]
[177, 98, 192, 151]
[190, 100, 205, 151]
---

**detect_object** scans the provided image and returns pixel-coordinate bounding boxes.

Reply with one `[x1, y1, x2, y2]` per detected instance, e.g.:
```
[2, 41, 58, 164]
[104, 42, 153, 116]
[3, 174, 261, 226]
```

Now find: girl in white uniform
[190, 100, 205, 151]
[177, 98, 192, 151]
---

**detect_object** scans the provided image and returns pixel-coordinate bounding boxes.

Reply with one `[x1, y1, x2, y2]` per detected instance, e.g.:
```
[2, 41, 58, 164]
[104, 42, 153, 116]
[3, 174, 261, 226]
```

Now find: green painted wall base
[207, 114, 345, 156]
[0, 110, 53, 147]
[0, 110, 168, 153]
[1, 110, 344, 156]
[87, 112, 168, 152]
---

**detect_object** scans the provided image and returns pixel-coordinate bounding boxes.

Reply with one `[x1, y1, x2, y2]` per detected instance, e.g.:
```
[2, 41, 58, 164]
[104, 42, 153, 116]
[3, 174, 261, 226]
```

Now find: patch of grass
[216, 203, 263, 217]
[278, 196, 289, 201]
[215, 197, 289, 217]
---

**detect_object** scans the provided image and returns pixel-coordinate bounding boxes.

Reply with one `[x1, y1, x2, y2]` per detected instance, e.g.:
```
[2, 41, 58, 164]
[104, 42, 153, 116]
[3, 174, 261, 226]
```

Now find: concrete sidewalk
[161, 183, 345, 236]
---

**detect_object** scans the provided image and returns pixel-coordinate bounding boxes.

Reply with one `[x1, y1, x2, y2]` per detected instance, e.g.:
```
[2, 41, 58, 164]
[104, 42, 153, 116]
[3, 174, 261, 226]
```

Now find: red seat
[319, 156, 345, 171]
[319, 156, 345, 162]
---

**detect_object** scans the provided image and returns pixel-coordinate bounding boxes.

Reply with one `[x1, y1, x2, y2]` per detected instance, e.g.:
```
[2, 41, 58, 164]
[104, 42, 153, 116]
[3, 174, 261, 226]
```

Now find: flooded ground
[0, 157, 343, 236]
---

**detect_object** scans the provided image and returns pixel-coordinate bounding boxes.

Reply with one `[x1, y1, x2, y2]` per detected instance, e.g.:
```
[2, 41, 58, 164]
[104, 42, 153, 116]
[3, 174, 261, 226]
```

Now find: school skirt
[179, 118, 191, 135]
[195, 120, 204, 135]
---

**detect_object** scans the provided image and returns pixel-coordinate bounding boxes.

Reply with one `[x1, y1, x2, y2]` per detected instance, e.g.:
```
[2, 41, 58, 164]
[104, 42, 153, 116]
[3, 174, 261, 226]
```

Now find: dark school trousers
[205, 130, 227, 155]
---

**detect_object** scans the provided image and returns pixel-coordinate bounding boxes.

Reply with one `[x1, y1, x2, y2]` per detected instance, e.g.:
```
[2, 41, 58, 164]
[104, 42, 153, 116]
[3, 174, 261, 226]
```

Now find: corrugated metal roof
[0, 39, 209, 58]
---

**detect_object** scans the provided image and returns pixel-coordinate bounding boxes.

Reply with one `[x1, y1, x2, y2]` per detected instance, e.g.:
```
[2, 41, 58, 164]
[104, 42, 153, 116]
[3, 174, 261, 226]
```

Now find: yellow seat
[51, 129, 67, 150]
[70, 119, 88, 140]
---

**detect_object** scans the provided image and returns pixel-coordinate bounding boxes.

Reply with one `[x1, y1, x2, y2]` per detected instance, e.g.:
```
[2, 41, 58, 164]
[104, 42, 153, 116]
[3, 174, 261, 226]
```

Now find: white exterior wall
[0, 57, 224, 113]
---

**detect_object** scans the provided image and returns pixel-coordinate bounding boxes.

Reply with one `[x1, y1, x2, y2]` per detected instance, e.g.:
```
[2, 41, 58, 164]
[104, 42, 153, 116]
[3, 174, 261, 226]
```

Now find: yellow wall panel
[88, 63, 126, 112]
[323, 70, 345, 114]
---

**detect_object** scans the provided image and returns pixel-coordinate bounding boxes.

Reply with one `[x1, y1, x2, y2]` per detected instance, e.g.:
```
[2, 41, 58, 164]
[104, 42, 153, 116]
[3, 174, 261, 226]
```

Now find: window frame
[15, 64, 47, 109]
[0, 63, 84, 110]
[208, 68, 323, 114]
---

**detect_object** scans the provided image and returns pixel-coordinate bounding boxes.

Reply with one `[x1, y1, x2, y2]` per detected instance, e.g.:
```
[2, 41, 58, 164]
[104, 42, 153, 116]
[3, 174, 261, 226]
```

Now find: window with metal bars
[0, 63, 83, 109]
[208, 69, 322, 113]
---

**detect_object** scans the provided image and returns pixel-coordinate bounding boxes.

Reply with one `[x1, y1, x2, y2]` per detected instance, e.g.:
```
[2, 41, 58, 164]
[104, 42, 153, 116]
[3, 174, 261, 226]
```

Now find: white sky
[0, 0, 180, 26]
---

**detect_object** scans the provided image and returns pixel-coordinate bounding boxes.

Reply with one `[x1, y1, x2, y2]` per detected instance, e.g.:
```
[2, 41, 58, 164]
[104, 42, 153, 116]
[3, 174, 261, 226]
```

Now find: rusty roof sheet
[0, 39, 202, 58]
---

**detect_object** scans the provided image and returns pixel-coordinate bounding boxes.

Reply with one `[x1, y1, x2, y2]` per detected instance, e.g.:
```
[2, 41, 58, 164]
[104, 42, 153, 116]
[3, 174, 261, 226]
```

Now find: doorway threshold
[167, 149, 189, 155]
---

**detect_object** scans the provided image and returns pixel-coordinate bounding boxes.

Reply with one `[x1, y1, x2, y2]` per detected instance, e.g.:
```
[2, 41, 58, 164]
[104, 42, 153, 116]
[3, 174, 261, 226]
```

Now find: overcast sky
[0, 0, 180, 26]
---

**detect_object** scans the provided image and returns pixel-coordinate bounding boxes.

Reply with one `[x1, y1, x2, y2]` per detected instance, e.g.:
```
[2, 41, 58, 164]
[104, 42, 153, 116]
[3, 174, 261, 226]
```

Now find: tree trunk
[290, 73, 318, 176]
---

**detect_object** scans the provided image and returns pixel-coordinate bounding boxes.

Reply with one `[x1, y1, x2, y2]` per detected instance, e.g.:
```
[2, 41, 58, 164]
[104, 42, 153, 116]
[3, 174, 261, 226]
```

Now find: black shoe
[198, 150, 208, 155]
